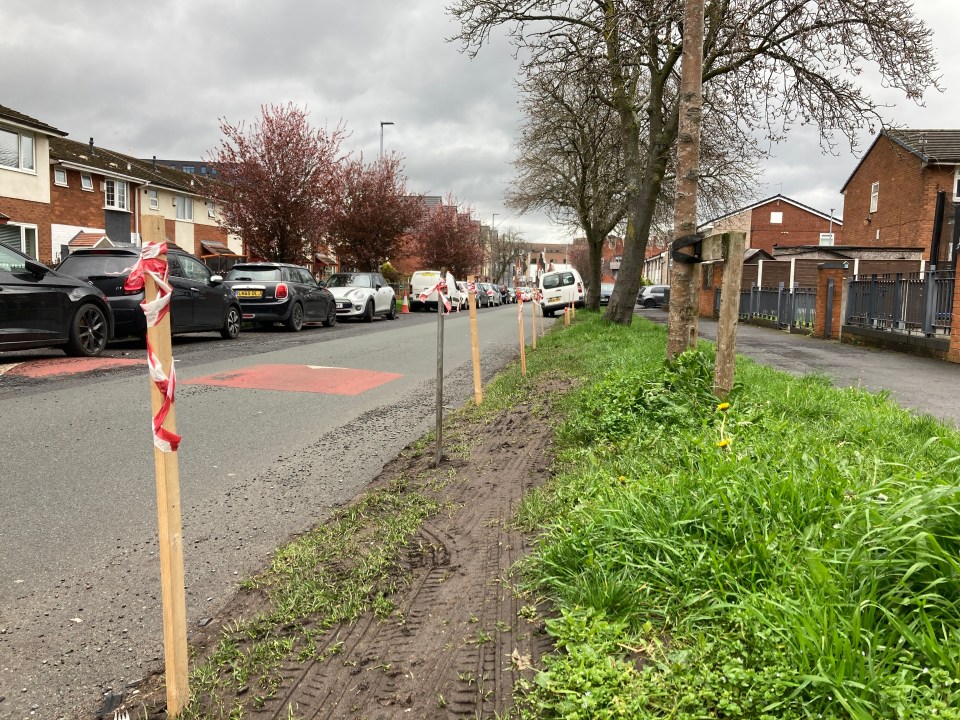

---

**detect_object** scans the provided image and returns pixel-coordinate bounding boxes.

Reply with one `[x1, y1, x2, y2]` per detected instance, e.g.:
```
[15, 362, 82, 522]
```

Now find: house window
[200, 166, 207, 174]
[175, 195, 193, 221]
[870, 182, 879, 213]
[206, 201, 216, 219]
[54, 167, 68, 186]
[104, 179, 128, 210]
[0, 127, 35, 172]
[148, 188, 159, 210]
[0, 223, 39, 259]
[954, 167, 960, 202]
[770, 211, 783, 224]
[80, 173, 93, 191]
[183, 165, 195, 174]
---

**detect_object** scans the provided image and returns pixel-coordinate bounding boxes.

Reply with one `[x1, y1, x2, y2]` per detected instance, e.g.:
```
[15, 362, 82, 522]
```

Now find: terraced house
[0, 103, 244, 267]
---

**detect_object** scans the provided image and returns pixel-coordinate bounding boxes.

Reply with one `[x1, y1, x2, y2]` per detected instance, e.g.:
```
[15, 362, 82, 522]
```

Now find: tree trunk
[667, 0, 706, 359]
[585, 233, 604, 310]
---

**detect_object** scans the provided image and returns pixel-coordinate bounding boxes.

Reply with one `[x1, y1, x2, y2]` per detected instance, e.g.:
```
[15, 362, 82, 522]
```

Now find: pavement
[637, 308, 960, 428]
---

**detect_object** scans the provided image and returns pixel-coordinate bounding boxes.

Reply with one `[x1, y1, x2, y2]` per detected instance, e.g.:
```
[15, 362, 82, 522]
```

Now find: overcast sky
[3, 0, 957, 247]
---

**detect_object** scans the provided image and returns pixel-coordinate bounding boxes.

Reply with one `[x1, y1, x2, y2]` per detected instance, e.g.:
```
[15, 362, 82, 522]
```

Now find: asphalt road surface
[0, 304, 541, 719]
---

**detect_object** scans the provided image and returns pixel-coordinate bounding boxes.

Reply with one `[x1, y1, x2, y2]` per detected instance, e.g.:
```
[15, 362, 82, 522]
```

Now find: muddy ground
[119, 383, 561, 720]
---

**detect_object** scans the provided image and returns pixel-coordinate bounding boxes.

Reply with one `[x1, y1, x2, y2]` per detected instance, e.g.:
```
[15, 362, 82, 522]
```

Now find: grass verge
[511, 311, 960, 719]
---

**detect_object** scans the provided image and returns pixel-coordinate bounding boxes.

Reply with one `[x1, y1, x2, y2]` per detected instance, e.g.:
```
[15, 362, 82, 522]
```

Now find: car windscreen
[542, 274, 561, 289]
[58, 254, 136, 278]
[326, 274, 371, 288]
[226, 267, 281, 281]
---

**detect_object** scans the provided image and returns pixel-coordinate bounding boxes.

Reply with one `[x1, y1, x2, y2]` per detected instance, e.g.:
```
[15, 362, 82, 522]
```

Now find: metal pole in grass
[518, 295, 527, 376]
[435, 268, 446, 467]
[139, 216, 190, 715]
[468, 275, 482, 405]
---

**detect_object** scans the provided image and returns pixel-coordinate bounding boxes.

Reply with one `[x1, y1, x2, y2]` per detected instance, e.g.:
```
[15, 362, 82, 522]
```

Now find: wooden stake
[564, 306, 571, 327]
[530, 296, 537, 349]
[468, 275, 482, 404]
[518, 302, 527, 376]
[141, 216, 189, 715]
[713, 232, 746, 399]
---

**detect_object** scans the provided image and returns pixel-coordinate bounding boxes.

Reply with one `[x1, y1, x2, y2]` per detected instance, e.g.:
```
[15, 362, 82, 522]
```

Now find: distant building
[150, 159, 219, 177]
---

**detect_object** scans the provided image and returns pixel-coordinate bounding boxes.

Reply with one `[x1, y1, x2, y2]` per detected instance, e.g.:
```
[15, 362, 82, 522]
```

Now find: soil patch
[121, 386, 564, 719]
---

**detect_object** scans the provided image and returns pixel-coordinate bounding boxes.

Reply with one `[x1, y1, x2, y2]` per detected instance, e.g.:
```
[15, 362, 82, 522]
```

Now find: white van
[409, 270, 464, 311]
[539, 268, 585, 317]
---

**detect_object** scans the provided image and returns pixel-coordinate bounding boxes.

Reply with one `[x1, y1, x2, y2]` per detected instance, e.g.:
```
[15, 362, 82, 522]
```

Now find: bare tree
[507, 67, 626, 309]
[487, 226, 528, 285]
[449, 0, 939, 326]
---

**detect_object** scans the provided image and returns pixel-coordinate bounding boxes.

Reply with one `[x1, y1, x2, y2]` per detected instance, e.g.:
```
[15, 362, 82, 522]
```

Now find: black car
[0, 244, 113, 356]
[57, 247, 242, 340]
[224, 262, 336, 331]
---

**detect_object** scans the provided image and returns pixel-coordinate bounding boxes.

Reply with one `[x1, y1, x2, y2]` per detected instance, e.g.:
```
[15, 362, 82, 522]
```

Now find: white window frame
[953, 167, 960, 202]
[148, 188, 159, 210]
[80, 173, 93, 191]
[182, 165, 195, 174]
[175, 195, 193, 221]
[0, 126, 36, 173]
[54, 167, 68, 186]
[104, 179, 129, 211]
[770, 211, 783, 224]
[0, 222, 39, 259]
[869, 182, 879, 213]
[206, 201, 216, 219]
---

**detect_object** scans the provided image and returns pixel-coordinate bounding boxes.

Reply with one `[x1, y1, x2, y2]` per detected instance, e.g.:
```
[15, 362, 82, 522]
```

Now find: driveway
[638, 308, 960, 428]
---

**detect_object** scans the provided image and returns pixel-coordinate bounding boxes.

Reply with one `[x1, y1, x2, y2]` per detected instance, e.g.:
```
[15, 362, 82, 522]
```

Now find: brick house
[48, 137, 241, 265]
[0, 105, 67, 261]
[705, 194, 842, 255]
[840, 128, 960, 264]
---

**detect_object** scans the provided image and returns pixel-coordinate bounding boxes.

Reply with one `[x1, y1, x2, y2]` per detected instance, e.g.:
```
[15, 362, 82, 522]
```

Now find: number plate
[548, 295, 560, 303]
[236, 290, 262, 298]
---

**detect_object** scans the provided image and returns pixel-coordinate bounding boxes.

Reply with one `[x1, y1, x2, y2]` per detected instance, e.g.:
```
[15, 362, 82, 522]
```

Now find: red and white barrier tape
[417, 280, 452, 313]
[123, 242, 182, 453]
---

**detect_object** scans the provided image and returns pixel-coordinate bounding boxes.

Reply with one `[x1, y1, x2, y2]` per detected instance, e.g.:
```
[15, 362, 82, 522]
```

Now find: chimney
[152, 155, 157, 170]
[88, 138, 94, 155]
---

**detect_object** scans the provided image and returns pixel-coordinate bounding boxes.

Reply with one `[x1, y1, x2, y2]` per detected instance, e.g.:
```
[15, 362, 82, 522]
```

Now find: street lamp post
[379, 121, 394, 158]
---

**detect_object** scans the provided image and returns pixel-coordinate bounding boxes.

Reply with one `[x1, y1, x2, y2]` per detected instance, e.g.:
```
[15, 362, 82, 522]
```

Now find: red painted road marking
[184, 364, 403, 396]
[4, 357, 144, 378]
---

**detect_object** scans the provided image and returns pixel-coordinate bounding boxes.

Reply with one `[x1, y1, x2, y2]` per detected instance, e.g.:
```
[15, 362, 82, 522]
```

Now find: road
[0, 304, 542, 720]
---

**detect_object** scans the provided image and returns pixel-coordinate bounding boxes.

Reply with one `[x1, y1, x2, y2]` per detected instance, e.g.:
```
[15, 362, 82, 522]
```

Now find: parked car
[224, 262, 335, 330]
[539, 268, 585, 317]
[324, 271, 396, 322]
[600, 282, 615, 305]
[478, 282, 501, 307]
[638, 284, 670, 308]
[409, 270, 464, 311]
[57, 247, 240, 340]
[473, 282, 492, 308]
[0, 244, 113, 356]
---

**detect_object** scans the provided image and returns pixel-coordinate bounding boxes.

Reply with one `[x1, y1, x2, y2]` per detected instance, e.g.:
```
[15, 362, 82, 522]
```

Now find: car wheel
[543, 309, 554, 318]
[386, 299, 397, 320]
[643, 299, 656, 308]
[285, 303, 304, 332]
[363, 300, 374, 323]
[323, 303, 338, 328]
[220, 306, 241, 339]
[65, 303, 109, 357]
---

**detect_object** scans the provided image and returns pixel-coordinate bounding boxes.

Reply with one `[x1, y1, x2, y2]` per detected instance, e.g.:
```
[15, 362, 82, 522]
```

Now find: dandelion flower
[716, 402, 731, 412]
[716, 439, 730, 448]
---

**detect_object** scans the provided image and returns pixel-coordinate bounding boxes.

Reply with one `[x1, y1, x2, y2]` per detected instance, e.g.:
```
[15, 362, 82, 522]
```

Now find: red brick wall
[841, 134, 951, 256]
[814, 267, 846, 339]
[0, 197, 53, 263]
[699, 262, 722, 317]
[750, 199, 836, 254]
[49, 168, 117, 232]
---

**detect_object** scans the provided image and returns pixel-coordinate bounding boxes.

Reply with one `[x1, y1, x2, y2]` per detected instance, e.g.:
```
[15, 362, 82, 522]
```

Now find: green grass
[510, 311, 960, 719]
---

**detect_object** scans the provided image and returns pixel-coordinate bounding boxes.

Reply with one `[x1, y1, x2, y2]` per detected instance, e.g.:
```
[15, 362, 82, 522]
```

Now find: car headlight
[347, 288, 367, 299]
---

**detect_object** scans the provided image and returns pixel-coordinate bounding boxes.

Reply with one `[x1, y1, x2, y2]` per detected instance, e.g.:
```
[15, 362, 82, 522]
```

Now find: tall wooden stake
[518, 302, 527, 376]
[142, 216, 189, 715]
[530, 297, 537, 349]
[713, 232, 746, 399]
[468, 275, 482, 404]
